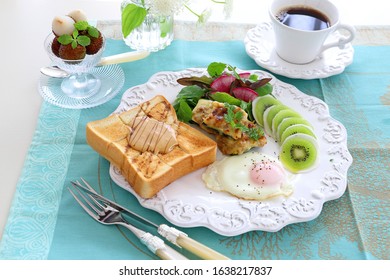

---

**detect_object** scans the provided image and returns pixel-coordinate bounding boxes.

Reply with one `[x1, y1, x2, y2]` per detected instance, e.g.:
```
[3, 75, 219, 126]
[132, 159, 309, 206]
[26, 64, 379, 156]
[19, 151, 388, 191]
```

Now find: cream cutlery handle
[122, 223, 188, 260]
[176, 234, 230, 260]
[97, 50, 150, 66]
[158, 225, 230, 260]
[156, 244, 189, 260]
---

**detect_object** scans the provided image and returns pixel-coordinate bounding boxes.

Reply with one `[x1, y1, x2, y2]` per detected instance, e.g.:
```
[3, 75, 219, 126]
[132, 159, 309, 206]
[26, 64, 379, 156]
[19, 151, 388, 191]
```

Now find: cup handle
[320, 23, 356, 53]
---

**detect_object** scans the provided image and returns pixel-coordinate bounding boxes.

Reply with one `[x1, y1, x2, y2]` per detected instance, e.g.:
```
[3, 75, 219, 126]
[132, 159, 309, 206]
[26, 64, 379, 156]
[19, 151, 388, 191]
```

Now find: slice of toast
[86, 95, 217, 198]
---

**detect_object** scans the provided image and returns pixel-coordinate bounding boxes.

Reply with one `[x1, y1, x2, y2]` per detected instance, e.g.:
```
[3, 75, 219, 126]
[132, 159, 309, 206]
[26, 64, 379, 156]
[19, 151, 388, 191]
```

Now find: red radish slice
[239, 72, 251, 79]
[232, 87, 259, 102]
[210, 75, 236, 93]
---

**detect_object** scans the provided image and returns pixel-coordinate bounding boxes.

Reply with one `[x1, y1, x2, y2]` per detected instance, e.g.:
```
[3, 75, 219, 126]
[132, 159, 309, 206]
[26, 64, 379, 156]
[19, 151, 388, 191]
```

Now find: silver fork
[68, 186, 188, 260]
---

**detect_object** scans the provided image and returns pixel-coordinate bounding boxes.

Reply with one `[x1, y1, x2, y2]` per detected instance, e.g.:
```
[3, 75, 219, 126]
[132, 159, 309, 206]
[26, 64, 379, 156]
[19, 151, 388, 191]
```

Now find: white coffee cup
[269, 0, 356, 64]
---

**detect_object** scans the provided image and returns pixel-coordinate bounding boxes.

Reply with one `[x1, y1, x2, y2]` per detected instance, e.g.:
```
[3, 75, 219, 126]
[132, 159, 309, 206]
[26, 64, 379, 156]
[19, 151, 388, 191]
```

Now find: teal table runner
[0, 38, 389, 260]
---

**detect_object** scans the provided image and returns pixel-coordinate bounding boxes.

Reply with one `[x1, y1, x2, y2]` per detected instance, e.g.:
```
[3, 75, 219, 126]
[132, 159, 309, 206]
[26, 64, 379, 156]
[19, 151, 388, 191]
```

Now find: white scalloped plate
[244, 22, 354, 79]
[109, 68, 352, 236]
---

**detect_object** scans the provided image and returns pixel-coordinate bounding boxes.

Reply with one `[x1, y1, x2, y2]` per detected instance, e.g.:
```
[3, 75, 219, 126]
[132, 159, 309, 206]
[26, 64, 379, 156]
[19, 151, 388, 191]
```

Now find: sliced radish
[238, 72, 251, 79]
[210, 75, 236, 93]
[232, 87, 259, 102]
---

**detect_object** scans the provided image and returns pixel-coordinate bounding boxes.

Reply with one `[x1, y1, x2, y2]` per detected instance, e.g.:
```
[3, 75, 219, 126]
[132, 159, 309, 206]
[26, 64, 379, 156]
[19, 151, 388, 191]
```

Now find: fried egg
[202, 152, 294, 200]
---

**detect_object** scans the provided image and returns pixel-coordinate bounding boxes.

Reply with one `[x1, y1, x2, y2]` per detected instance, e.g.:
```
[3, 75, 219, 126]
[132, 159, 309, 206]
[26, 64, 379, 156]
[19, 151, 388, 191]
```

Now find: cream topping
[128, 116, 178, 154]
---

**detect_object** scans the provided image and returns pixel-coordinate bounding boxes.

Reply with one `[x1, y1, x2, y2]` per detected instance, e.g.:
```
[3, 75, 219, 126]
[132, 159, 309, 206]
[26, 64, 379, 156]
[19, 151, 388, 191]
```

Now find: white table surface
[0, 0, 388, 241]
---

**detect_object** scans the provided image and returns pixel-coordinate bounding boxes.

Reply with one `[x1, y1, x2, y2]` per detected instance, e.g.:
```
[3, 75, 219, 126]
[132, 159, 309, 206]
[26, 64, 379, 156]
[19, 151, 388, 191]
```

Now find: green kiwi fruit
[263, 104, 289, 137]
[276, 117, 312, 142]
[262, 105, 275, 136]
[279, 133, 319, 173]
[271, 109, 302, 136]
[280, 124, 316, 144]
[252, 95, 281, 126]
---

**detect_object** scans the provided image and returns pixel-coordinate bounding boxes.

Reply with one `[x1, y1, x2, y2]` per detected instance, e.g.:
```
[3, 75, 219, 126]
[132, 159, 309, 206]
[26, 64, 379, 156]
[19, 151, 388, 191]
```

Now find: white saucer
[244, 22, 354, 79]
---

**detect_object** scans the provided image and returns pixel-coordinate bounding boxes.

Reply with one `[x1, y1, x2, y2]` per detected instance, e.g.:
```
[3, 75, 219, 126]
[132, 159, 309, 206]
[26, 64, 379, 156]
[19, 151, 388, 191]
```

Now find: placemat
[0, 38, 389, 260]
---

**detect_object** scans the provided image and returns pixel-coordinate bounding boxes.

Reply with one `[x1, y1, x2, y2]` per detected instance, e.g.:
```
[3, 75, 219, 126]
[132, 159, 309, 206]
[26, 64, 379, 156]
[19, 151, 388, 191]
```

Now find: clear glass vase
[122, 1, 174, 52]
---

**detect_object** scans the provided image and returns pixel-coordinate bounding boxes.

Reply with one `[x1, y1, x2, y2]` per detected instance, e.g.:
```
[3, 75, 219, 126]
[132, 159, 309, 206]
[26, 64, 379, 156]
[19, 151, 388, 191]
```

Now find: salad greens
[173, 85, 206, 123]
[173, 62, 273, 125]
[207, 62, 238, 78]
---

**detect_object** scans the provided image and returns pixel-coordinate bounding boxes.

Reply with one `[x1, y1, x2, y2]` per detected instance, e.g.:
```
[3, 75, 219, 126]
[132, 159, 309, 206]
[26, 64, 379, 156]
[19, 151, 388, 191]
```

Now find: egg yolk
[250, 161, 285, 186]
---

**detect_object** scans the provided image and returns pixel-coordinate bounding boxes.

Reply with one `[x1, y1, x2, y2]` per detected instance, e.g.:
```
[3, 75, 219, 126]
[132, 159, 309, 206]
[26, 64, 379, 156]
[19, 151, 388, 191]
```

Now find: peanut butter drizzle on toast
[86, 95, 217, 198]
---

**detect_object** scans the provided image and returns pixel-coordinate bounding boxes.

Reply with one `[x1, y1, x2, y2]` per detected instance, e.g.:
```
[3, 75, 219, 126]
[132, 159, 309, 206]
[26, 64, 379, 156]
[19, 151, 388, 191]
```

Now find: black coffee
[276, 7, 330, 31]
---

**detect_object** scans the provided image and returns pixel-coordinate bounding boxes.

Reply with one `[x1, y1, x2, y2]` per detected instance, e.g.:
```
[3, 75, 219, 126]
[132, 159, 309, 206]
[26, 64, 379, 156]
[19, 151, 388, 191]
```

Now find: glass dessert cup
[45, 33, 106, 99]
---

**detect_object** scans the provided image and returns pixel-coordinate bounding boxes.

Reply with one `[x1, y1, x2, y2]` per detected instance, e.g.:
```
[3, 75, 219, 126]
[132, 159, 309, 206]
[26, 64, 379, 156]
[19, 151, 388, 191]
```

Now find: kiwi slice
[252, 95, 281, 126]
[280, 124, 316, 144]
[276, 117, 312, 142]
[262, 106, 275, 136]
[263, 104, 289, 137]
[271, 109, 302, 137]
[280, 133, 319, 173]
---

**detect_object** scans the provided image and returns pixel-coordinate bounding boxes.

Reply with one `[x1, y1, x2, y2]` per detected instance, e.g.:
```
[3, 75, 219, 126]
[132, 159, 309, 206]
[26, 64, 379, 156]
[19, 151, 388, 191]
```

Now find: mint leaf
[77, 35, 91, 47]
[207, 62, 227, 77]
[57, 34, 73, 45]
[87, 26, 99, 38]
[74, 21, 89, 31]
[121, 4, 147, 37]
[71, 40, 77, 49]
[72, 29, 79, 39]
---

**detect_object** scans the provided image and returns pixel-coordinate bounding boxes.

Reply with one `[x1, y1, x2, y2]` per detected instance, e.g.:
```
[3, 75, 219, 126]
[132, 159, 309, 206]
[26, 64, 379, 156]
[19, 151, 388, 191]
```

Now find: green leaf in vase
[121, 3, 147, 38]
[160, 17, 171, 38]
